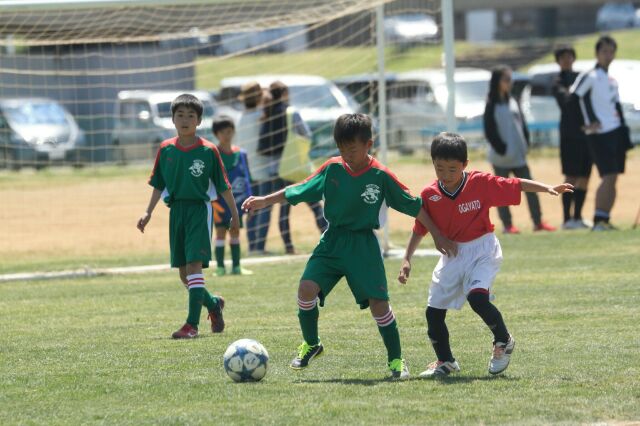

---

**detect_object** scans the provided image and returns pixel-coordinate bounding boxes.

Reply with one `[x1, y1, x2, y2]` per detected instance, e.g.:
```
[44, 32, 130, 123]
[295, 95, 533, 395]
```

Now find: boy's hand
[433, 233, 458, 257]
[137, 212, 151, 233]
[241, 196, 267, 212]
[548, 183, 574, 196]
[398, 259, 412, 285]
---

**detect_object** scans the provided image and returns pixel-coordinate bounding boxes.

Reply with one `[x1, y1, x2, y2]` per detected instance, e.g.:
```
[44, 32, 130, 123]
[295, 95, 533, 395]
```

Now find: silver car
[0, 98, 86, 169]
[112, 90, 216, 163]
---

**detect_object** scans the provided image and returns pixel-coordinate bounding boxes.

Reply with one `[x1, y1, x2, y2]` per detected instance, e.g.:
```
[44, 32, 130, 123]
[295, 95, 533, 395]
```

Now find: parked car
[596, 2, 637, 30]
[112, 90, 216, 163]
[335, 68, 494, 152]
[384, 13, 438, 47]
[523, 60, 640, 146]
[215, 74, 357, 159]
[0, 98, 87, 169]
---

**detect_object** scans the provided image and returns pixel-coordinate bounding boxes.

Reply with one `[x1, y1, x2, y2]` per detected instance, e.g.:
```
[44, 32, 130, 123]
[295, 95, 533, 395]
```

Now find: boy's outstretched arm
[220, 188, 241, 232]
[519, 179, 574, 196]
[398, 231, 423, 285]
[137, 188, 162, 233]
[416, 209, 458, 257]
[242, 188, 287, 212]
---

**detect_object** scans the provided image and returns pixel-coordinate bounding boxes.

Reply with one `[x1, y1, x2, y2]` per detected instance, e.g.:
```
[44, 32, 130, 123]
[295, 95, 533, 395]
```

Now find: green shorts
[169, 200, 212, 268]
[301, 228, 387, 309]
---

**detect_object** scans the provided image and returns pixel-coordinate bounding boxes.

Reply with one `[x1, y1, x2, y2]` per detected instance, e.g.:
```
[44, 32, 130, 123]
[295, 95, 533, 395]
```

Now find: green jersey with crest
[285, 156, 421, 230]
[148, 137, 230, 205]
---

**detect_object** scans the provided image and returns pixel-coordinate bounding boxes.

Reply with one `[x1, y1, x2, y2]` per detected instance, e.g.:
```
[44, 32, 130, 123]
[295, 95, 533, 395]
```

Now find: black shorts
[586, 126, 628, 177]
[560, 133, 592, 177]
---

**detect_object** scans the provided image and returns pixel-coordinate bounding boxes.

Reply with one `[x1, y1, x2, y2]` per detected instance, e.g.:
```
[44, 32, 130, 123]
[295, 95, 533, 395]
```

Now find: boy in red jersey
[398, 132, 573, 377]
[137, 94, 239, 339]
[243, 114, 452, 379]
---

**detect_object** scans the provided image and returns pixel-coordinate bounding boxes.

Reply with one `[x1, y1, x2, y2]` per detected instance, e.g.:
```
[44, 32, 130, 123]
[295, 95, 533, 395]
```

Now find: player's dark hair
[212, 115, 235, 135]
[554, 45, 576, 61]
[595, 35, 617, 53]
[171, 94, 204, 118]
[333, 113, 372, 146]
[488, 65, 511, 103]
[430, 132, 467, 163]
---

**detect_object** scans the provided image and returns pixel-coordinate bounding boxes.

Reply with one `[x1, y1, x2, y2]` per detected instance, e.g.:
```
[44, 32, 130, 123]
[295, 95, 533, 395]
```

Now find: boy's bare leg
[594, 174, 617, 221]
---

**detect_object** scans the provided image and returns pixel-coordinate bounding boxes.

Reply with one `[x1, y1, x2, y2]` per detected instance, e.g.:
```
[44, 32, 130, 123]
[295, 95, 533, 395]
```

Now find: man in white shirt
[571, 35, 633, 231]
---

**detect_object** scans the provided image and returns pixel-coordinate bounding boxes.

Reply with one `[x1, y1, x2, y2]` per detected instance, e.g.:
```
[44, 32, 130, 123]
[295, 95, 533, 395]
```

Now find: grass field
[196, 29, 640, 89]
[1, 230, 639, 425]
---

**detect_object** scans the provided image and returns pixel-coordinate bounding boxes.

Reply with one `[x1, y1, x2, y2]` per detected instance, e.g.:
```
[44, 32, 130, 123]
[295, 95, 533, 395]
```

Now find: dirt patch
[1, 150, 638, 264]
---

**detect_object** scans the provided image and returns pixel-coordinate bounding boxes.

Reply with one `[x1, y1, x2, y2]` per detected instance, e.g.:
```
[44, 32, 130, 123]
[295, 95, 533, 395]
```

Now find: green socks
[298, 304, 319, 346]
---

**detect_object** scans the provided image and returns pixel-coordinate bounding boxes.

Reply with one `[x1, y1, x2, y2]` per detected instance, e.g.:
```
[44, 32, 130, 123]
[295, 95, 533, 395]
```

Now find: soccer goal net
[0, 0, 443, 169]
[0, 0, 445, 264]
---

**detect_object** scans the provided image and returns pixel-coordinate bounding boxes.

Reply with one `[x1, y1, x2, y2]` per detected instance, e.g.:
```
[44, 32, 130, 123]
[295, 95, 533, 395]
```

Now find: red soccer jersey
[413, 171, 522, 242]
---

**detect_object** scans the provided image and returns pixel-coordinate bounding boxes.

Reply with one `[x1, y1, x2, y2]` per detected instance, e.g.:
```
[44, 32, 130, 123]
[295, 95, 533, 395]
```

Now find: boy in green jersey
[137, 94, 240, 339]
[242, 113, 452, 379]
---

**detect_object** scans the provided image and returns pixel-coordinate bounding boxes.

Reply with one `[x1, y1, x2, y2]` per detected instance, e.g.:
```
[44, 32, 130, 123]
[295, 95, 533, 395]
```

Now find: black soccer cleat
[290, 341, 324, 369]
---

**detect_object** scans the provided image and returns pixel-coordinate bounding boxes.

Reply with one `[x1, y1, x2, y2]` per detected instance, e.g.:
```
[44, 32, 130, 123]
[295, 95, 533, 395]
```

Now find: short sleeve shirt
[571, 66, 621, 134]
[285, 156, 422, 231]
[413, 171, 521, 242]
[149, 137, 230, 205]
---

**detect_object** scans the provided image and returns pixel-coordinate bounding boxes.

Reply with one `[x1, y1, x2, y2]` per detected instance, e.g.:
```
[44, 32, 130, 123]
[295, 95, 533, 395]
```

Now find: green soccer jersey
[285, 156, 422, 231]
[149, 137, 230, 205]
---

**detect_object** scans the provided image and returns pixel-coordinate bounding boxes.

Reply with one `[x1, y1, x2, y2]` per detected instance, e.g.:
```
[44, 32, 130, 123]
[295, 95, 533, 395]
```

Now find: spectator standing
[483, 65, 556, 234]
[552, 45, 592, 229]
[571, 35, 633, 231]
[234, 82, 269, 252]
[256, 81, 327, 254]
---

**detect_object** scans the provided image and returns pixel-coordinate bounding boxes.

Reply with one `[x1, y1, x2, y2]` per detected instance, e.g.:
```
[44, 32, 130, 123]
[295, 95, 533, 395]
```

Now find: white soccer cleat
[419, 360, 460, 378]
[488, 334, 515, 375]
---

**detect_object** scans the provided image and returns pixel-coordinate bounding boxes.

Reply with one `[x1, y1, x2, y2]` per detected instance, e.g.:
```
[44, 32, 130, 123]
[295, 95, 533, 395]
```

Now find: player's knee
[467, 290, 490, 313]
[298, 280, 320, 301]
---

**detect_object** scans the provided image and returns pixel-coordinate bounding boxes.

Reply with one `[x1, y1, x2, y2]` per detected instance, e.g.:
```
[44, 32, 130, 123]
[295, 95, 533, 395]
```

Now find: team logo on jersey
[361, 184, 381, 204]
[429, 194, 442, 202]
[189, 159, 205, 177]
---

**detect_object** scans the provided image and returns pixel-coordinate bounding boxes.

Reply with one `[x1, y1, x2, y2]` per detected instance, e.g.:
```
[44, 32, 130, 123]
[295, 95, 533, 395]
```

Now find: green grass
[1, 231, 639, 424]
[196, 42, 493, 89]
[196, 29, 640, 89]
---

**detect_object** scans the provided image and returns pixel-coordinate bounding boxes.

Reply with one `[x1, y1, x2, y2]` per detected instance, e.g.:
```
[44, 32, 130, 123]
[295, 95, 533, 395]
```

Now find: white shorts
[427, 233, 503, 310]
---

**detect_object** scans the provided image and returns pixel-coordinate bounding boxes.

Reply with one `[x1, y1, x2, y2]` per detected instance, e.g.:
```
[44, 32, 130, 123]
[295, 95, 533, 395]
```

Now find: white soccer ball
[223, 339, 269, 382]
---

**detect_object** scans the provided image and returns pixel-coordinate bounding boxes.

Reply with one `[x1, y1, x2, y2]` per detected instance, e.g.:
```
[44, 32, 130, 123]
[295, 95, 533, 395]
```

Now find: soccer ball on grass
[223, 339, 269, 382]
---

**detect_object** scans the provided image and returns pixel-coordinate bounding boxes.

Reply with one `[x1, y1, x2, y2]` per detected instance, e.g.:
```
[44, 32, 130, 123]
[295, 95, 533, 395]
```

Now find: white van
[112, 90, 216, 163]
[335, 68, 491, 152]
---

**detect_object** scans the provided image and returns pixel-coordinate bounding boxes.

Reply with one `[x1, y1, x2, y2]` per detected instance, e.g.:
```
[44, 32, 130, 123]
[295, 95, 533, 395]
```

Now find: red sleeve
[412, 190, 429, 236]
[486, 174, 522, 207]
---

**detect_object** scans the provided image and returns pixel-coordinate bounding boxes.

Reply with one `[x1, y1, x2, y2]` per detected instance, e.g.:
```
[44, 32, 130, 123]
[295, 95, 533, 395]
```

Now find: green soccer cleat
[290, 341, 324, 370]
[231, 266, 253, 275]
[215, 266, 226, 277]
[388, 358, 410, 380]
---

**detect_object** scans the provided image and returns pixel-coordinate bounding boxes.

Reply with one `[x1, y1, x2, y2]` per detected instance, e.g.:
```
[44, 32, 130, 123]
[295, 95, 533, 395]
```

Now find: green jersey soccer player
[137, 94, 240, 339]
[242, 113, 452, 379]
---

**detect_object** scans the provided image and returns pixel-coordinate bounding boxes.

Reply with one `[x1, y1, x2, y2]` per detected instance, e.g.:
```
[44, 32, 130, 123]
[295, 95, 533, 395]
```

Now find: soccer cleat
[388, 358, 410, 380]
[231, 266, 253, 275]
[172, 323, 198, 339]
[592, 222, 617, 232]
[418, 360, 460, 378]
[489, 334, 515, 375]
[207, 296, 225, 333]
[534, 221, 556, 232]
[562, 219, 579, 230]
[215, 266, 226, 277]
[572, 219, 591, 229]
[290, 341, 324, 369]
[503, 225, 520, 234]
